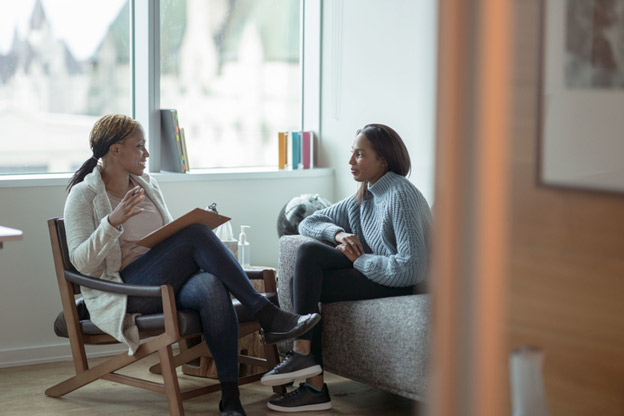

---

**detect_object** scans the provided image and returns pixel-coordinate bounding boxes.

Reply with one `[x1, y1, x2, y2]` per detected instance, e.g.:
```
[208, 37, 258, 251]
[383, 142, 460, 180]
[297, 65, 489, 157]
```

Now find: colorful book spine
[301, 131, 314, 169]
[291, 131, 301, 169]
[278, 131, 288, 169]
[172, 110, 187, 172]
[180, 127, 190, 171]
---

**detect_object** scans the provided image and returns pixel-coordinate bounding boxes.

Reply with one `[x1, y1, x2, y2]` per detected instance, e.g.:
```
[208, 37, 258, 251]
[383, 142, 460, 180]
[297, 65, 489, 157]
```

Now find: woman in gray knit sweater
[261, 123, 432, 412]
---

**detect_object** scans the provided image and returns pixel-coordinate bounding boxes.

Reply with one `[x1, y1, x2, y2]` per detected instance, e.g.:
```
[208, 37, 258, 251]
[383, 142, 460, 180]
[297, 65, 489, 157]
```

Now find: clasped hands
[108, 186, 145, 228]
[335, 231, 364, 263]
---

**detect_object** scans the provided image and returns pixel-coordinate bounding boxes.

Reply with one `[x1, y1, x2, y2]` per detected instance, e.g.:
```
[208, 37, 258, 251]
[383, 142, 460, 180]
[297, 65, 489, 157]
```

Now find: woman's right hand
[335, 231, 364, 256]
[108, 186, 145, 228]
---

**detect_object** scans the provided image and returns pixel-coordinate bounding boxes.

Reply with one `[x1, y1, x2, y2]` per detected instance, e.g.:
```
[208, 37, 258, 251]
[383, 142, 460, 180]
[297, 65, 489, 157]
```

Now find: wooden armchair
[46, 217, 283, 416]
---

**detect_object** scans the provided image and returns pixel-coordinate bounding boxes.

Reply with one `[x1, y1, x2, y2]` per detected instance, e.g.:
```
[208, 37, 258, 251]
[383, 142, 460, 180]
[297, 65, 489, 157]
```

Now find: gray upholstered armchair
[277, 234, 430, 401]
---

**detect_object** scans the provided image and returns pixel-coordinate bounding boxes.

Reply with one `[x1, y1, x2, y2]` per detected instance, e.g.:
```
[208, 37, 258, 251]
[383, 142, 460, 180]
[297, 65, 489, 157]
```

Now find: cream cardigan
[63, 167, 173, 354]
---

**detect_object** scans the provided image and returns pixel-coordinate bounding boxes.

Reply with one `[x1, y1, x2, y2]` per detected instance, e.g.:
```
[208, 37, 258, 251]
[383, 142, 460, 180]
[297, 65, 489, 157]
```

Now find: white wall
[0, 0, 439, 367]
[0, 170, 333, 366]
[319, 0, 437, 203]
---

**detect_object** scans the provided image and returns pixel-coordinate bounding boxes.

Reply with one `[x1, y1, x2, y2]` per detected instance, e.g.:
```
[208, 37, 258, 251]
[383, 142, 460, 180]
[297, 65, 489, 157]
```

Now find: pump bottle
[237, 225, 251, 267]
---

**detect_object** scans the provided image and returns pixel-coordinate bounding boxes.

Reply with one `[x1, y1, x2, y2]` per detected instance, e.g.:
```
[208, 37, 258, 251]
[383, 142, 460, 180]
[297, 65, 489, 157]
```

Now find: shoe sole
[267, 400, 332, 412]
[261, 364, 323, 386]
[262, 313, 321, 345]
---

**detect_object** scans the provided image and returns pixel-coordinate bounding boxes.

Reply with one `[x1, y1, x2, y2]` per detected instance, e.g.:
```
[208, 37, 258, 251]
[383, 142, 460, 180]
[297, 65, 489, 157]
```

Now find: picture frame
[537, 0, 624, 193]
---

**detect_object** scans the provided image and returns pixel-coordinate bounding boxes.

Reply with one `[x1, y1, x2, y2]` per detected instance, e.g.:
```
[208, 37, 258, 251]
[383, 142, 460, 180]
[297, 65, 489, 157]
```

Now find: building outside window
[160, 0, 301, 169]
[0, 0, 301, 174]
[0, 0, 130, 174]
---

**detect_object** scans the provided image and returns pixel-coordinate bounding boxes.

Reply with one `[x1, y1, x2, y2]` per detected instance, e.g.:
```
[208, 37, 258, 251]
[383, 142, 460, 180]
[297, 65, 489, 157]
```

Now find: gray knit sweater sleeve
[298, 196, 354, 244]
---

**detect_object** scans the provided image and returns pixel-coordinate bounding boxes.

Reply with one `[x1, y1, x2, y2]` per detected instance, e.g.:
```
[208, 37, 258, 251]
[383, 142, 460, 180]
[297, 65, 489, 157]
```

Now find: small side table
[0, 226, 23, 249]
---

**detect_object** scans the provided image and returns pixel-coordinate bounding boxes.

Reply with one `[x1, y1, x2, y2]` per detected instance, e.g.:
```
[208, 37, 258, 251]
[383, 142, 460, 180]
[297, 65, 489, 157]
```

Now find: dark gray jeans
[121, 224, 269, 382]
[291, 240, 415, 364]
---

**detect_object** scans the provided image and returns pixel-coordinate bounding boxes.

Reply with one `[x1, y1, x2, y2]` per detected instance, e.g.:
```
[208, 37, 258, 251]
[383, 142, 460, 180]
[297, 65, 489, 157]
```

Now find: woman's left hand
[336, 243, 361, 263]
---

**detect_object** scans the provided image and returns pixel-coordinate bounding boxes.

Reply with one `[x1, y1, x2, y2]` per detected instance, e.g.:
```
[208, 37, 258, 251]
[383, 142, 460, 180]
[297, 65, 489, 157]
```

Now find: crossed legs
[122, 224, 266, 382]
[122, 224, 321, 415]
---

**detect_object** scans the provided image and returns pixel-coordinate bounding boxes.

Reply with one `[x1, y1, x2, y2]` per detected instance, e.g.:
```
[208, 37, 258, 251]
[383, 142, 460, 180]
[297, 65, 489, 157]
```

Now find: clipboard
[137, 208, 230, 248]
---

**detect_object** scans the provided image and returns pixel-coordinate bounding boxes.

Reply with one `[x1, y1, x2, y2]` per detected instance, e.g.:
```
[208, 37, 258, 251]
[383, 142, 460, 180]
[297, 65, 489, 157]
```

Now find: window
[0, 0, 130, 174]
[0, 0, 308, 175]
[159, 0, 301, 169]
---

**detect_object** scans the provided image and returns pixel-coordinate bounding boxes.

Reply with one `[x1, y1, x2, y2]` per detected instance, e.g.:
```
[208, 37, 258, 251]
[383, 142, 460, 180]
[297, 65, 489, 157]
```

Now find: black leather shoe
[262, 313, 321, 345]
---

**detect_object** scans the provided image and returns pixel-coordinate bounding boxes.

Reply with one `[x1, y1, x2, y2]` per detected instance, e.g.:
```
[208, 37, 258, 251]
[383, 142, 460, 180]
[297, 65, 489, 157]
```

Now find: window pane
[160, 0, 301, 169]
[0, 0, 130, 174]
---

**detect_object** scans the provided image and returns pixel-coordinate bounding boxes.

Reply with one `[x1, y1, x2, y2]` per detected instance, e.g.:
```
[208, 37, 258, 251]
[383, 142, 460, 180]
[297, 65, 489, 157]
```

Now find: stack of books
[278, 131, 315, 170]
[160, 109, 190, 173]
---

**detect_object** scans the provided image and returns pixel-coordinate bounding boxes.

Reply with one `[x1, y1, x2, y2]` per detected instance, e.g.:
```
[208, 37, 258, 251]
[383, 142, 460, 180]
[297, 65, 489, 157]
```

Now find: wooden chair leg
[159, 345, 184, 416]
[46, 339, 162, 397]
[150, 341, 210, 375]
[180, 335, 202, 367]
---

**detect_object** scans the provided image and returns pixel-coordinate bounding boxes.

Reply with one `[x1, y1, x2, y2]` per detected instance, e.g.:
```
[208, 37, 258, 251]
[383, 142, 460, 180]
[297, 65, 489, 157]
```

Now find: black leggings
[291, 240, 415, 364]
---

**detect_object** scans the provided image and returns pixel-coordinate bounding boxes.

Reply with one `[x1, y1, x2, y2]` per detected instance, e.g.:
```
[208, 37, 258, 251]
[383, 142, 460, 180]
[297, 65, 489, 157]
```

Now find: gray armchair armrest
[277, 235, 315, 312]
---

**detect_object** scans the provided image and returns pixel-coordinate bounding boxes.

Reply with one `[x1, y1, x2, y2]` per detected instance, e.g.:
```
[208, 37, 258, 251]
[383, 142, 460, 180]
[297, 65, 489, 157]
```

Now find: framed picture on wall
[538, 0, 624, 193]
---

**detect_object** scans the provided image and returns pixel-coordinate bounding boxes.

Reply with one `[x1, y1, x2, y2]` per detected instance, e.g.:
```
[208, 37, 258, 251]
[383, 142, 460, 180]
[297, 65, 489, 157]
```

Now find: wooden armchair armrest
[64, 270, 180, 339]
[64, 270, 164, 297]
[65, 269, 273, 297]
[243, 268, 277, 294]
[243, 269, 265, 281]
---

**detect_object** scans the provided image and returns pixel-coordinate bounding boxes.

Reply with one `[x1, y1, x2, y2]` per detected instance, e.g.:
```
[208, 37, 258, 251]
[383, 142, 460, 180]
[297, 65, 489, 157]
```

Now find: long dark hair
[67, 114, 141, 191]
[354, 123, 411, 203]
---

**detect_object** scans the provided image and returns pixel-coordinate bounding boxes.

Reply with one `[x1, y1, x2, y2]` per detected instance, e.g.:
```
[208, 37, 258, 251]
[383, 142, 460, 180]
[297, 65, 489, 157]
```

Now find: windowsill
[0, 167, 333, 188]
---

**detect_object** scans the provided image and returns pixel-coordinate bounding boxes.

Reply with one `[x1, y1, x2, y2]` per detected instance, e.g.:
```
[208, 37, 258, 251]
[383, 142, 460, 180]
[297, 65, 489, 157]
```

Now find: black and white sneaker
[261, 351, 322, 386]
[267, 383, 332, 412]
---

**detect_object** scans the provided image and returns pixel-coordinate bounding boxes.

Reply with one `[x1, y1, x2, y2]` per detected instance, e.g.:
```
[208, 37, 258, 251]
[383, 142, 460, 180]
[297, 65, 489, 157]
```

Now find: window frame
[131, 0, 161, 172]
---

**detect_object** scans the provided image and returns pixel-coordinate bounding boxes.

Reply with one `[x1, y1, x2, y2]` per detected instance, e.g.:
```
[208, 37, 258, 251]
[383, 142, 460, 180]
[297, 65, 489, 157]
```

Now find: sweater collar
[83, 165, 106, 192]
[368, 171, 399, 198]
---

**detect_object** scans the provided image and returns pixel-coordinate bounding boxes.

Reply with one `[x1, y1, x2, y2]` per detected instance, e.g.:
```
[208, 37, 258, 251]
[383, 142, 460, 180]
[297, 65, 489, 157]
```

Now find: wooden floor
[0, 353, 420, 416]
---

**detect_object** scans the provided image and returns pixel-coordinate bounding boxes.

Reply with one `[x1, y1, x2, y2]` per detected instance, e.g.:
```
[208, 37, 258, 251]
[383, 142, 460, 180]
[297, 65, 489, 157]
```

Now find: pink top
[107, 185, 164, 270]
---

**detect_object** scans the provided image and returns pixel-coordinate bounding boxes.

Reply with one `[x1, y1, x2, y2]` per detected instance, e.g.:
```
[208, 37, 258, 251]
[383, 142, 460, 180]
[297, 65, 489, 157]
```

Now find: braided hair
[67, 114, 141, 191]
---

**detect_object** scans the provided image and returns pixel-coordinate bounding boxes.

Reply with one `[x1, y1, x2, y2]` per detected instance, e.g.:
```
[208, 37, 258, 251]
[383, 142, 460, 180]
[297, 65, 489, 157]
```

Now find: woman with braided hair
[64, 114, 320, 416]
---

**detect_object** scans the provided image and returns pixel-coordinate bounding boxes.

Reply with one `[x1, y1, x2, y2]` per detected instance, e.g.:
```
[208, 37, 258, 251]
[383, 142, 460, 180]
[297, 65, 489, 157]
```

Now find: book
[291, 131, 301, 169]
[160, 109, 187, 173]
[278, 131, 288, 169]
[137, 208, 230, 248]
[174, 111, 187, 172]
[301, 131, 315, 169]
[180, 127, 190, 171]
